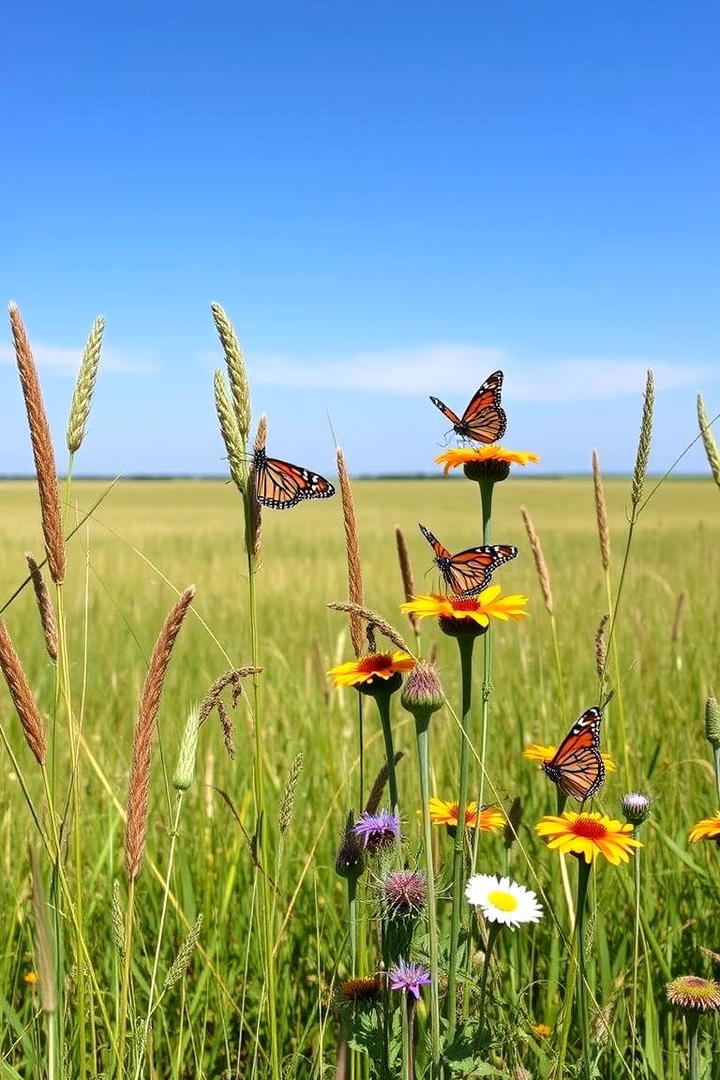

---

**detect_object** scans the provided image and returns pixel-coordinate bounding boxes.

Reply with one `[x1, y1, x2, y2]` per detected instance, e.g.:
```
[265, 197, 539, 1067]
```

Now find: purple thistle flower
[388, 958, 431, 1000]
[353, 810, 400, 853]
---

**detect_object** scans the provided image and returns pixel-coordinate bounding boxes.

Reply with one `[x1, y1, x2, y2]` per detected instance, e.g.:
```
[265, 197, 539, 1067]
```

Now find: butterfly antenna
[600, 658, 639, 710]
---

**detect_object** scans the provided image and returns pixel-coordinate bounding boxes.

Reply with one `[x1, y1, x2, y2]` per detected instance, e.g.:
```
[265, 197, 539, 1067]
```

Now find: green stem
[549, 613, 568, 728]
[135, 793, 184, 1080]
[630, 837, 641, 1071]
[478, 921, 501, 1021]
[375, 692, 399, 817]
[688, 1012, 700, 1080]
[472, 479, 494, 874]
[603, 570, 630, 788]
[348, 877, 358, 975]
[415, 721, 440, 1075]
[713, 746, 720, 807]
[246, 550, 280, 1080]
[117, 875, 136, 1078]
[402, 996, 416, 1080]
[575, 860, 593, 1080]
[446, 633, 476, 1041]
[358, 694, 365, 810]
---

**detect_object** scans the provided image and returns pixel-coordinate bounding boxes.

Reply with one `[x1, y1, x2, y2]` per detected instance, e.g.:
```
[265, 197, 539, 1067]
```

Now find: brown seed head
[591, 449, 611, 571]
[336, 448, 364, 656]
[520, 506, 553, 615]
[9, 305, 65, 584]
[0, 619, 47, 765]
[24, 553, 58, 662]
[125, 587, 195, 880]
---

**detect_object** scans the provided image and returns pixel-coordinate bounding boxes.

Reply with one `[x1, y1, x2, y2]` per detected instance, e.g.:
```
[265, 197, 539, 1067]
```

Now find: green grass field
[0, 472, 718, 1078]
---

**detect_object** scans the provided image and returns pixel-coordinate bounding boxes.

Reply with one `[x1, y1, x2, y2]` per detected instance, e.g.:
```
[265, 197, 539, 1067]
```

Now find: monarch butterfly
[541, 707, 605, 804]
[253, 448, 335, 510]
[419, 524, 518, 596]
[430, 370, 507, 444]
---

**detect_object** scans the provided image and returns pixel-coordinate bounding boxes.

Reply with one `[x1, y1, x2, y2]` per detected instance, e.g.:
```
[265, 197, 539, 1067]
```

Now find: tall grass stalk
[414, 718, 440, 1074]
[446, 632, 476, 1040]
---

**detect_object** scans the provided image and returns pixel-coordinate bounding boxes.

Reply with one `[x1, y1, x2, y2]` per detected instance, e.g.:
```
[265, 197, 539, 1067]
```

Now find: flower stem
[415, 720, 441, 1075]
[375, 692, 399, 817]
[358, 694, 365, 810]
[446, 633, 475, 1041]
[630, 837, 641, 1070]
[472, 479, 493, 872]
[478, 921, 501, 1022]
[713, 746, 720, 807]
[402, 996, 416, 1080]
[687, 1012, 700, 1080]
[575, 859, 593, 1080]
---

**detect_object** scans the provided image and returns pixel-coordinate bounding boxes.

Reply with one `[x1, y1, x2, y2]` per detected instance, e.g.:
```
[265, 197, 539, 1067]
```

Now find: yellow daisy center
[487, 889, 519, 912]
[356, 653, 394, 674]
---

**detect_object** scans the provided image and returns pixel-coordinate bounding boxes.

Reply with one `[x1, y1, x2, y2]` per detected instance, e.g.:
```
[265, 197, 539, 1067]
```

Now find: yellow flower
[523, 743, 616, 772]
[23, 971, 38, 985]
[688, 812, 720, 843]
[435, 446, 540, 475]
[428, 797, 504, 831]
[535, 811, 641, 865]
[327, 651, 415, 688]
[532, 1023, 551, 1039]
[401, 587, 529, 628]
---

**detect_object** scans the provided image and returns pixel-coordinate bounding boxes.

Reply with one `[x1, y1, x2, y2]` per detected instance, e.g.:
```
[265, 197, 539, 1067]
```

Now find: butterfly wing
[541, 707, 605, 803]
[429, 396, 463, 429]
[254, 451, 335, 510]
[444, 543, 518, 596]
[419, 523, 452, 562]
[460, 371, 507, 443]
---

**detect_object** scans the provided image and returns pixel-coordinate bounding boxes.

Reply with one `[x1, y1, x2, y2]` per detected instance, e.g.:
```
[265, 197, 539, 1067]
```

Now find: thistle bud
[400, 663, 444, 724]
[335, 813, 365, 880]
[173, 706, 200, 792]
[621, 792, 651, 828]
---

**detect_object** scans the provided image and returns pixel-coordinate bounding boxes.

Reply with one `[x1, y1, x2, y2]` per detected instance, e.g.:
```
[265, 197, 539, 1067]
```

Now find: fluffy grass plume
[336, 448, 365, 656]
[8, 305, 65, 585]
[210, 302, 251, 440]
[66, 315, 105, 453]
[24, 552, 58, 662]
[697, 392, 720, 490]
[0, 618, 47, 765]
[125, 586, 195, 879]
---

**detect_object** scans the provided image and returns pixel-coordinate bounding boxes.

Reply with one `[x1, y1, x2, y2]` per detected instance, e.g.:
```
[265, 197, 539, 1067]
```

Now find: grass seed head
[24, 552, 58, 662]
[631, 369, 654, 509]
[0, 618, 47, 765]
[704, 697, 720, 748]
[278, 752, 304, 834]
[9, 305, 65, 585]
[697, 393, 720, 490]
[66, 315, 104, 453]
[336, 448, 365, 656]
[520, 506, 553, 615]
[210, 302, 251, 440]
[213, 370, 248, 493]
[173, 705, 200, 792]
[592, 448, 611, 570]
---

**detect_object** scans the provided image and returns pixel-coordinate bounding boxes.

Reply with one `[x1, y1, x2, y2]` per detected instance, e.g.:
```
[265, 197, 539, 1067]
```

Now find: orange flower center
[450, 598, 480, 612]
[571, 817, 608, 840]
[357, 654, 393, 674]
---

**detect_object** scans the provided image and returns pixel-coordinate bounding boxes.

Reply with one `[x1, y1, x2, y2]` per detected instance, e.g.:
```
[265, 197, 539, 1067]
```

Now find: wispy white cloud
[0, 342, 154, 375]
[246, 343, 713, 401]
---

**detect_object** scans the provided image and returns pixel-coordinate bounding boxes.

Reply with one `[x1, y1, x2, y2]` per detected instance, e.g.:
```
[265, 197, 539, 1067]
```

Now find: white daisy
[465, 873, 543, 929]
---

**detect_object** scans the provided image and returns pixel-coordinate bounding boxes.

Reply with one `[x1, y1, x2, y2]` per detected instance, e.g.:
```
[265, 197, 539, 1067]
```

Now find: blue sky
[2, 1, 719, 476]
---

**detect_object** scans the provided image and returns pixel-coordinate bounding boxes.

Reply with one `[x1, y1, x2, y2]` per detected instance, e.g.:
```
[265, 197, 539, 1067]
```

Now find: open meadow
[0, 469, 718, 1078]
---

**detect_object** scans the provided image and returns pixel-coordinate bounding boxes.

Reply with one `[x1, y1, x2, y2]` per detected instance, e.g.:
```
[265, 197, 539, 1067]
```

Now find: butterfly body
[418, 523, 518, 596]
[253, 447, 335, 510]
[430, 370, 507, 444]
[541, 707, 605, 804]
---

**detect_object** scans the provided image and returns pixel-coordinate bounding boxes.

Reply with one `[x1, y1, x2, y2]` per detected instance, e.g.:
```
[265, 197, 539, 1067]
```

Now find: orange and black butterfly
[541, 707, 605, 804]
[253, 448, 335, 510]
[430, 370, 507, 444]
[419, 524, 518, 596]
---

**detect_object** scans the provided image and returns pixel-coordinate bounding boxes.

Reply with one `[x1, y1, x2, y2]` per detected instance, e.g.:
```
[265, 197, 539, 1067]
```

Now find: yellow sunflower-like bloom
[401, 587, 529, 628]
[523, 743, 616, 772]
[428, 797, 504, 831]
[535, 811, 641, 865]
[327, 651, 416, 688]
[435, 446, 540, 475]
[688, 812, 720, 844]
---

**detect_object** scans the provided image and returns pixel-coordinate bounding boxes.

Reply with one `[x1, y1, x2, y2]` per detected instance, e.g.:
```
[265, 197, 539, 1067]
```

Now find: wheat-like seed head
[9, 305, 65, 585]
[163, 912, 204, 992]
[66, 315, 104, 453]
[670, 590, 687, 644]
[395, 526, 419, 633]
[595, 613, 609, 682]
[365, 751, 405, 815]
[210, 303, 251, 440]
[697, 393, 720, 490]
[213, 370, 248, 493]
[336, 448, 365, 656]
[24, 553, 58, 662]
[591, 449, 611, 571]
[278, 752, 304, 834]
[0, 619, 47, 765]
[631, 369, 654, 509]
[124, 587, 195, 880]
[327, 601, 410, 654]
[520, 506, 553, 615]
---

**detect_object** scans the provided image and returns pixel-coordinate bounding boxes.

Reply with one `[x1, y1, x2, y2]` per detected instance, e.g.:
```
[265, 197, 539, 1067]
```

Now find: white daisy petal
[465, 873, 543, 930]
